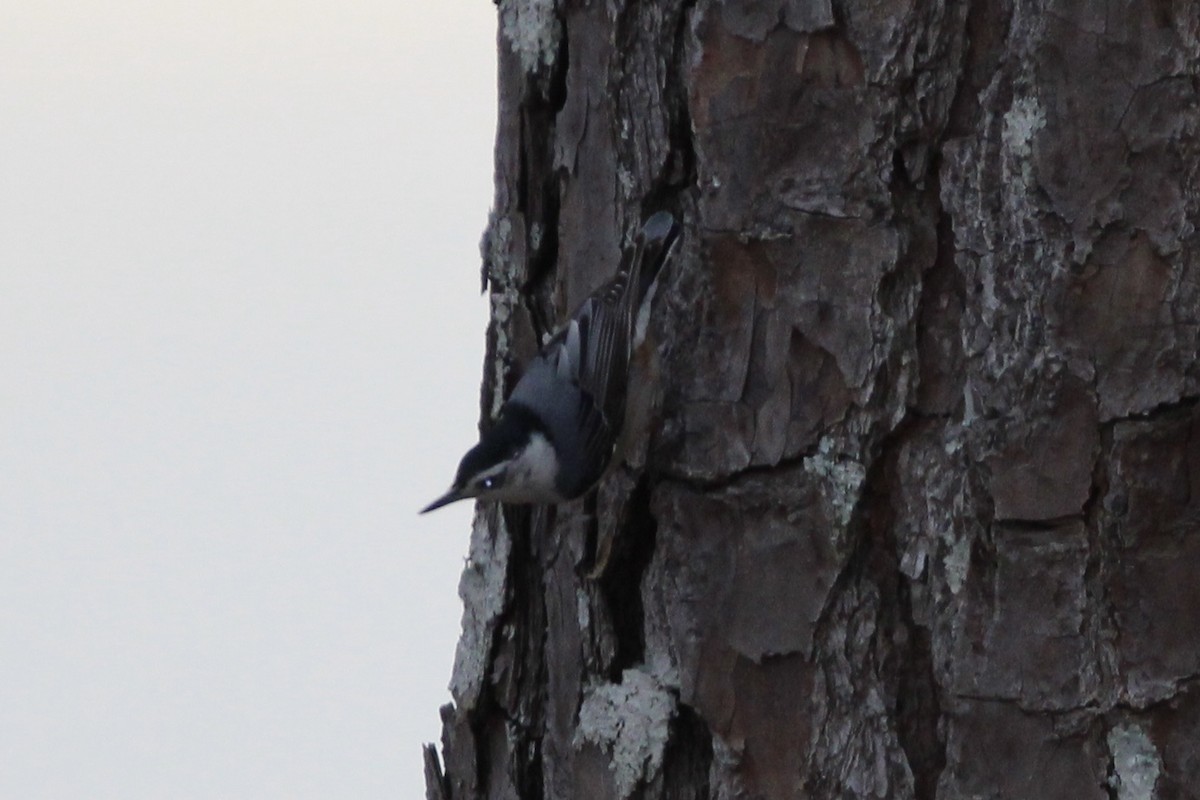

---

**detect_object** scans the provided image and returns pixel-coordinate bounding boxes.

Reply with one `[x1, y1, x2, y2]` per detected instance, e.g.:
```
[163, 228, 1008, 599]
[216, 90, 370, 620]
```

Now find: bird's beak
[420, 486, 467, 514]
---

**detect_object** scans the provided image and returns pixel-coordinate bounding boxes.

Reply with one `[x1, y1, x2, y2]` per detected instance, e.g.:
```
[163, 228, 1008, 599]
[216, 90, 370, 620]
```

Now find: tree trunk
[426, 1, 1200, 798]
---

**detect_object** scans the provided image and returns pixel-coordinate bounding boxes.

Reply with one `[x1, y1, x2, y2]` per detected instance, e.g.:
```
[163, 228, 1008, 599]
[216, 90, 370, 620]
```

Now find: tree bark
[427, 1, 1200, 798]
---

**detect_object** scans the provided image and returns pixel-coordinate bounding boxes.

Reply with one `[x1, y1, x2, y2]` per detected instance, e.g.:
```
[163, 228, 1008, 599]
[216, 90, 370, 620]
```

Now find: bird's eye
[480, 477, 494, 490]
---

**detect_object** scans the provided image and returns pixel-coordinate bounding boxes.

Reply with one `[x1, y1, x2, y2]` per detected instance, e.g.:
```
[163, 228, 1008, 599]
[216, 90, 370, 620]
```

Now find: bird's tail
[629, 211, 681, 307]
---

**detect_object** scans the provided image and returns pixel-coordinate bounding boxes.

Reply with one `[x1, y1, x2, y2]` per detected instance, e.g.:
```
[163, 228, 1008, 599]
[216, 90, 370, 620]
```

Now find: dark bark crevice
[655, 0, 700, 210]
[595, 477, 658, 678]
[853, 412, 947, 799]
[517, 16, 570, 333]
[659, 702, 715, 800]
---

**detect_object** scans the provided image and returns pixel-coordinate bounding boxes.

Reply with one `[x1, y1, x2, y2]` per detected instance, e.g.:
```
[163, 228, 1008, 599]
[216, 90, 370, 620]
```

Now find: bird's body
[422, 211, 680, 513]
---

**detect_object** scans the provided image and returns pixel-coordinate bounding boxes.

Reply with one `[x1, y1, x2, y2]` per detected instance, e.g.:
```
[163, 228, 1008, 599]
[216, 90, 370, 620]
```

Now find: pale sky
[1, 2, 495, 797]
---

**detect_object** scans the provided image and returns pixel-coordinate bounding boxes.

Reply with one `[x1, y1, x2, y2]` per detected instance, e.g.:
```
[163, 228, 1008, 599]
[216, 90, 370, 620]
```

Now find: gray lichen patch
[1107, 722, 1162, 800]
[575, 669, 675, 799]
[803, 436, 867, 531]
[943, 535, 971, 596]
[488, 284, 521, 418]
[499, 0, 562, 74]
[1001, 95, 1045, 179]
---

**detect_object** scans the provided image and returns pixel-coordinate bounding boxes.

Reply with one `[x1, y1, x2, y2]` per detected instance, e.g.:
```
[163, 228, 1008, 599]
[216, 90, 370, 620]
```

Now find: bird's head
[420, 405, 554, 513]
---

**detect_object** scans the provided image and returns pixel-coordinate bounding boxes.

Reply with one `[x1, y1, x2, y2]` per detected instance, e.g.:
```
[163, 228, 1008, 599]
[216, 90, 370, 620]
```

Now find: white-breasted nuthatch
[421, 211, 680, 513]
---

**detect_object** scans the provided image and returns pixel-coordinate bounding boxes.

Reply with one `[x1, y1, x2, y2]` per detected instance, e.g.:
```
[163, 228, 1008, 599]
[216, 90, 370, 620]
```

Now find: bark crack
[595, 476, 658, 677]
[1100, 393, 1200, 428]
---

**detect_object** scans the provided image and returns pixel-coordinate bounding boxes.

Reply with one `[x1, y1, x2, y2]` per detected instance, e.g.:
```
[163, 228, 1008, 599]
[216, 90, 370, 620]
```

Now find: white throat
[498, 432, 562, 503]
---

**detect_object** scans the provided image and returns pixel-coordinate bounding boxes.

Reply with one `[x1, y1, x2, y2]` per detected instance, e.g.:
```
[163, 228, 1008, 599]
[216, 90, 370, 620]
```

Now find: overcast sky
[1, 2, 495, 797]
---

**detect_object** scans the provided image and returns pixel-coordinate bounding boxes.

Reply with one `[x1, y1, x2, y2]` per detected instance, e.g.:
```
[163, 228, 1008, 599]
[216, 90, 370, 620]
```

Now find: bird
[421, 211, 680, 513]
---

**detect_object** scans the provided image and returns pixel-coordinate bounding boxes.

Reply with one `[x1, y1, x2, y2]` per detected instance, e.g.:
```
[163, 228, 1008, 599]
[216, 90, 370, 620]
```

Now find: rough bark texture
[426, 1, 1200, 798]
